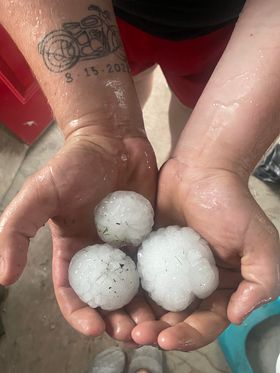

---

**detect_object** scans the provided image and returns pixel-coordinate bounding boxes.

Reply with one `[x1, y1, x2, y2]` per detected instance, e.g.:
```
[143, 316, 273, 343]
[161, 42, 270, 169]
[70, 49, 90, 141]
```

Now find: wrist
[63, 127, 157, 192]
[173, 93, 280, 180]
[173, 140, 251, 182]
[64, 123, 151, 161]
[60, 105, 146, 140]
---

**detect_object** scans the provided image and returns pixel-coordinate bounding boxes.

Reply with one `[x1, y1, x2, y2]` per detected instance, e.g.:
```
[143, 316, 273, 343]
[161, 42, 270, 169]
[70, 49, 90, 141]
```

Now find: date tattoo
[38, 5, 126, 73]
[64, 62, 131, 83]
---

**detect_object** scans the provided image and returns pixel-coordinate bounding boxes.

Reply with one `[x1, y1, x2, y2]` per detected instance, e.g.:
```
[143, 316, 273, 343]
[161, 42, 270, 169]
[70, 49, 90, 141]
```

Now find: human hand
[0, 129, 158, 342]
[131, 158, 280, 350]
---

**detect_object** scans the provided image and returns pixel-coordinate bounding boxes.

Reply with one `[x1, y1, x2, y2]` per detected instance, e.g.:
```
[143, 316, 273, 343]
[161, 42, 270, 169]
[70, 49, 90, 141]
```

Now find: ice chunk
[94, 191, 154, 247]
[68, 244, 139, 311]
[137, 226, 219, 312]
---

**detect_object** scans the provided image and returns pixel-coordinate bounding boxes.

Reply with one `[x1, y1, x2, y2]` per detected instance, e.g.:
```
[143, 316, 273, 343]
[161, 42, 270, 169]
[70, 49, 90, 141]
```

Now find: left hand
[131, 157, 280, 351]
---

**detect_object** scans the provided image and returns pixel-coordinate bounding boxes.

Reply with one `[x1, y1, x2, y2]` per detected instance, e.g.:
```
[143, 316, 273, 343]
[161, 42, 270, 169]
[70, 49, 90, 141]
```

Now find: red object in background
[0, 25, 53, 145]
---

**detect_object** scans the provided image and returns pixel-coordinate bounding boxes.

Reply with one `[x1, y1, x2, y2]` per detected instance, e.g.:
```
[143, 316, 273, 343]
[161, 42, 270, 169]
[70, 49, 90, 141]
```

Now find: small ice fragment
[68, 244, 139, 311]
[137, 226, 219, 312]
[94, 191, 154, 247]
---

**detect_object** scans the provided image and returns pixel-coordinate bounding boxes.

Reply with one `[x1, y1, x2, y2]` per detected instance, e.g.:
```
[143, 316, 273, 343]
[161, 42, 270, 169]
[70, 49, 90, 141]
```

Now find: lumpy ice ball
[94, 191, 154, 247]
[137, 226, 219, 312]
[69, 244, 139, 311]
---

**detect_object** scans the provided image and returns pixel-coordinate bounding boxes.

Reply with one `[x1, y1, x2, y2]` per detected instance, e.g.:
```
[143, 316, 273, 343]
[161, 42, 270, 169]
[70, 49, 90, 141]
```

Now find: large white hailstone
[94, 191, 154, 247]
[69, 244, 139, 311]
[137, 226, 219, 312]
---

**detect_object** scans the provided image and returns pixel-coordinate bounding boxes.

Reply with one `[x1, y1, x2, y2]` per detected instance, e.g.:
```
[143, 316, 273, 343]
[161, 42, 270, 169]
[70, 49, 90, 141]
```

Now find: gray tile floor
[0, 67, 279, 372]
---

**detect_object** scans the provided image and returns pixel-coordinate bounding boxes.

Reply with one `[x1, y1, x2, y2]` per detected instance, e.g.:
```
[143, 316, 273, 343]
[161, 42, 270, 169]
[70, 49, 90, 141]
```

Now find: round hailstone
[69, 244, 139, 311]
[137, 226, 219, 312]
[94, 191, 154, 247]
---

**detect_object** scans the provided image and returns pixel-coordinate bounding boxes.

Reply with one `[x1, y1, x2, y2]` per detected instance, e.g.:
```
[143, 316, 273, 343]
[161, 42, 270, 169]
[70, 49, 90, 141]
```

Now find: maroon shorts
[116, 17, 235, 108]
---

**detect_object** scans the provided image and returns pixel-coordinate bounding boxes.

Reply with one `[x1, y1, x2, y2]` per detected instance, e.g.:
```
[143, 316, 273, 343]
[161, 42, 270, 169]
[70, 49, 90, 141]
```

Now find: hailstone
[69, 244, 139, 311]
[137, 226, 219, 312]
[94, 191, 154, 247]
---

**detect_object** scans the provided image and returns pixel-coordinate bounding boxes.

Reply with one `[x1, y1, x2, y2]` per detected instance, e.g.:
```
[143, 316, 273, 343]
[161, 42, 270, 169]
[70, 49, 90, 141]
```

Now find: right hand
[131, 158, 280, 350]
[0, 128, 158, 342]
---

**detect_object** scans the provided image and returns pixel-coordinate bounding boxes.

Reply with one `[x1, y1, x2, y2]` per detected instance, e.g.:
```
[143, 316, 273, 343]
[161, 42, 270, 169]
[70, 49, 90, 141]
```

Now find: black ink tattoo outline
[38, 5, 125, 73]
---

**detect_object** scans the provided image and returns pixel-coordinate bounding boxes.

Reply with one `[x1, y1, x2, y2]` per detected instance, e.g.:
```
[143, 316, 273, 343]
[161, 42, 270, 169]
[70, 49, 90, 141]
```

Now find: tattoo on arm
[38, 4, 126, 73]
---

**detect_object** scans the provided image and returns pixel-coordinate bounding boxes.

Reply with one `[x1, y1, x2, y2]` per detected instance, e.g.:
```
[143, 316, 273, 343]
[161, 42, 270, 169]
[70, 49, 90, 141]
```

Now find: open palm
[131, 158, 280, 350]
[0, 133, 158, 342]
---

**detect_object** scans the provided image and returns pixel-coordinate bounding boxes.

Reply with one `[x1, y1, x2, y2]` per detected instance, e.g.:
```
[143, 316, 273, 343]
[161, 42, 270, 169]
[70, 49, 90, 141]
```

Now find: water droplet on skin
[49, 323, 56, 331]
[144, 151, 152, 169]
[121, 153, 128, 162]
[207, 101, 240, 141]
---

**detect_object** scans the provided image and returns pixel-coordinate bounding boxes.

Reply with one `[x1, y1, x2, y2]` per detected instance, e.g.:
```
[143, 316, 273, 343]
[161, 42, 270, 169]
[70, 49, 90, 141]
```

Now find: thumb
[227, 208, 280, 324]
[0, 167, 57, 285]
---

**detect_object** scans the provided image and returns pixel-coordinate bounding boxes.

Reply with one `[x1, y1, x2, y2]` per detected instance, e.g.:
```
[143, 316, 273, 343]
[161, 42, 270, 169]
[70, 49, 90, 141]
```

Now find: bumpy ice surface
[69, 244, 139, 311]
[137, 226, 219, 312]
[94, 191, 154, 247]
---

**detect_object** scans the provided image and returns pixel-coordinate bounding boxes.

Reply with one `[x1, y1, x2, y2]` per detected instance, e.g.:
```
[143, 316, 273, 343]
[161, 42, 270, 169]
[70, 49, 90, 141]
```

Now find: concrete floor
[0, 67, 279, 373]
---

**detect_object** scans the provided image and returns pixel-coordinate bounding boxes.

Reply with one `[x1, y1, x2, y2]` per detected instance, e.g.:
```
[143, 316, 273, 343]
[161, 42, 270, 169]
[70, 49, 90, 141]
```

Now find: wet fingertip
[132, 320, 170, 345]
[157, 334, 174, 351]
[131, 325, 156, 346]
[104, 314, 135, 342]
[227, 303, 250, 325]
[158, 332, 193, 352]
[229, 301, 266, 325]
[78, 317, 105, 337]
[131, 325, 142, 340]
[227, 310, 242, 325]
[157, 329, 176, 351]
[106, 325, 134, 342]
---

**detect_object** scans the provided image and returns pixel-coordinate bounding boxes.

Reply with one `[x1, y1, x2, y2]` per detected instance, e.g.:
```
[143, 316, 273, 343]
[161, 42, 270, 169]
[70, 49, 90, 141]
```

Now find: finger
[101, 309, 135, 342]
[131, 300, 201, 345]
[125, 294, 155, 324]
[158, 290, 231, 351]
[55, 286, 105, 336]
[227, 280, 279, 324]
[52, 238, 105, 337]
[132, 320, 170, 346]
[0, 168, 57, 285]
[228, 211, 280, 324]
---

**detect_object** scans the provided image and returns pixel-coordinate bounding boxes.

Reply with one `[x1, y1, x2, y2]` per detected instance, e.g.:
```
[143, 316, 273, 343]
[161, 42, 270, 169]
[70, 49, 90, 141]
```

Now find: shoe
[127, 346, 163, 373]
[88, 346, 126, 373]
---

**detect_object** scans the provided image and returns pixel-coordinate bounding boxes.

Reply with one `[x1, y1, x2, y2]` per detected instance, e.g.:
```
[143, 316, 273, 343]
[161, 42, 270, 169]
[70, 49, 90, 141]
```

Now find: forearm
[0, 0, 143, 139]
[175, 0, 280, 177]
